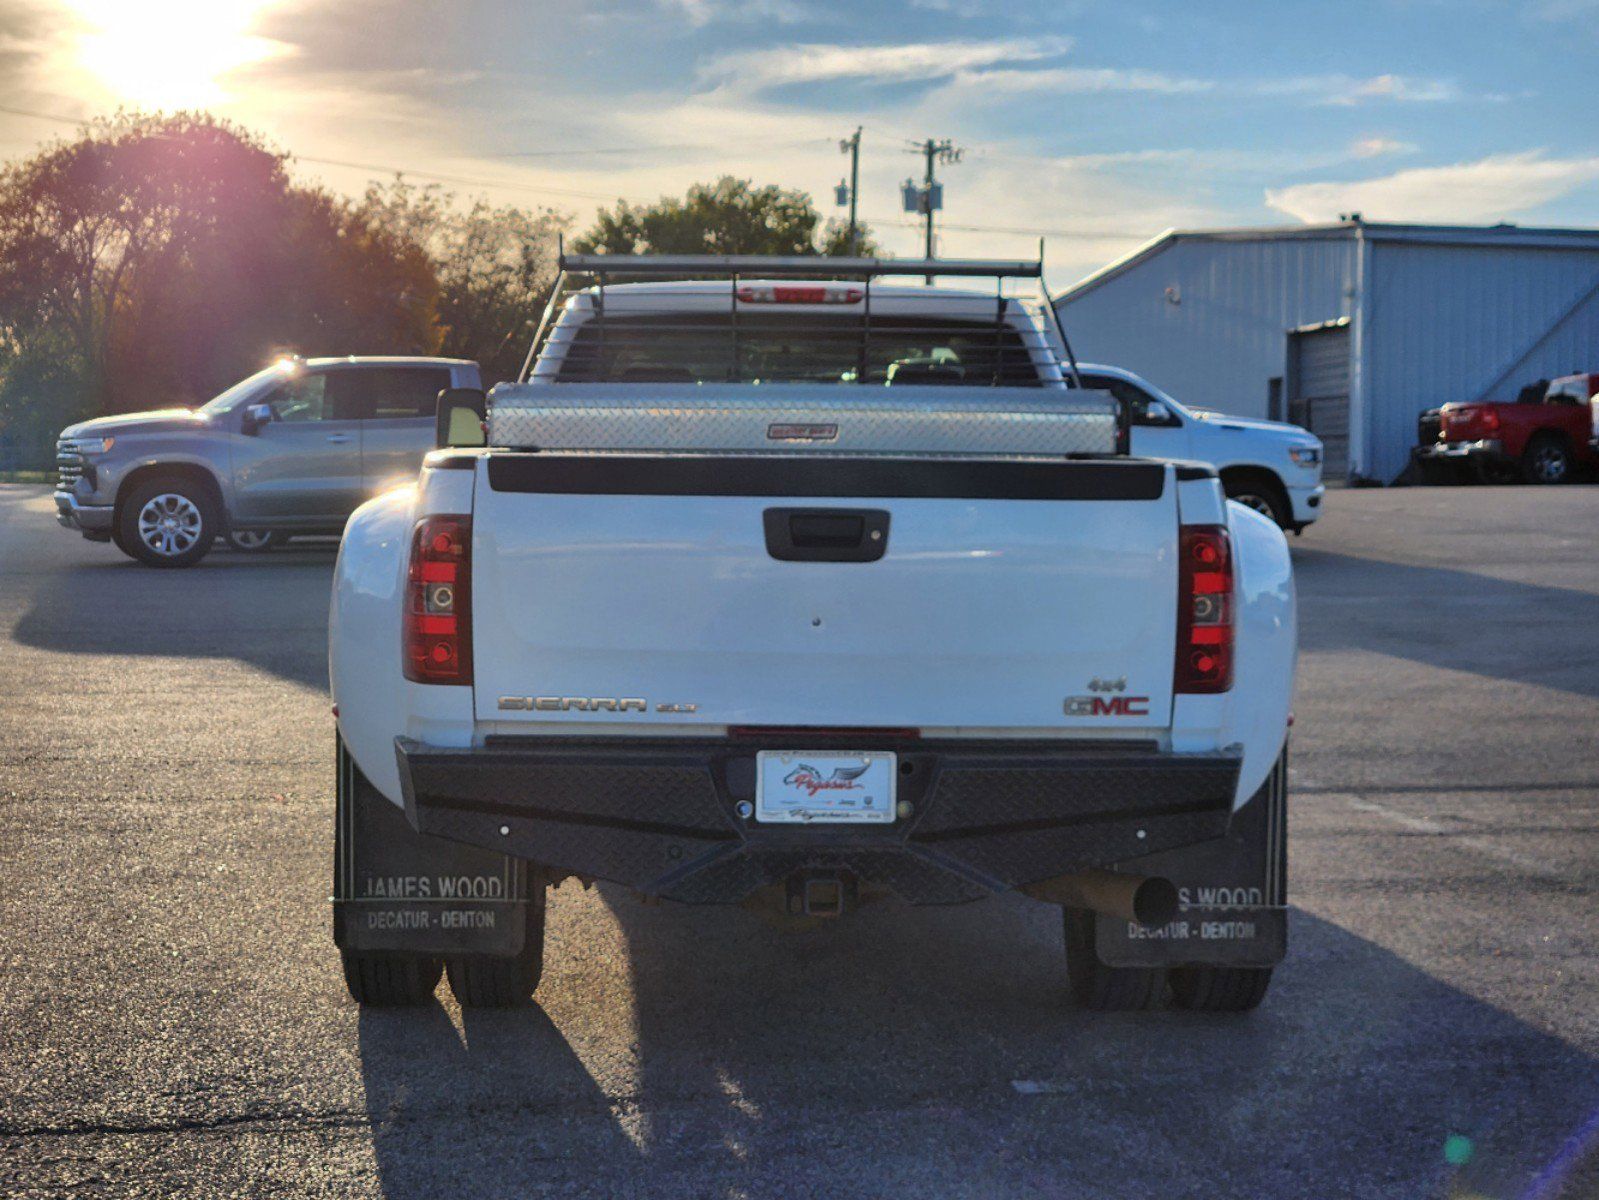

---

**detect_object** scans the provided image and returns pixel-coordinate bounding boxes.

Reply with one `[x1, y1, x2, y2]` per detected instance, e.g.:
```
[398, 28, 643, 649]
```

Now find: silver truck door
[348, 366, 455, 497]
[230, 369, 365, 526]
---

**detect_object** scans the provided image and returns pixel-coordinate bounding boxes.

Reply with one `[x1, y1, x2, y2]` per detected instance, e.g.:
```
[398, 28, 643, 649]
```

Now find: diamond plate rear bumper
[396, 735, 1240, 905]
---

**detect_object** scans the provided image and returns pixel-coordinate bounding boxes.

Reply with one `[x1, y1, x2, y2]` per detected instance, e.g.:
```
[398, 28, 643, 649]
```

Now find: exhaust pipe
[1024, 870, 1179, 929]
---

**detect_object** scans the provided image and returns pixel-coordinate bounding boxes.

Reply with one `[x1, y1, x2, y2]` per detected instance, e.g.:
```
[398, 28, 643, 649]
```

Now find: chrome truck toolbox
[485, 381, 1119, 457]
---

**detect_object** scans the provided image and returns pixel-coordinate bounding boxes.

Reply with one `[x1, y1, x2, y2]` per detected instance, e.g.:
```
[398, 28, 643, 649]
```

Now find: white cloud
[1257, 72, 1460, 106]
[659, 0, 810, 27]
[1349, 135, 1417, 159]
[698, 34, 1073, 92]
[906, 0, 988, 14]
[1264, 151, 1599, 223]
[949, 65, 1213, 96]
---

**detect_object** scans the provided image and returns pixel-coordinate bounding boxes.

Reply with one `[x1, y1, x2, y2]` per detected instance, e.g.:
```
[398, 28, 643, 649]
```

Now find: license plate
[755, 751, 896, 824]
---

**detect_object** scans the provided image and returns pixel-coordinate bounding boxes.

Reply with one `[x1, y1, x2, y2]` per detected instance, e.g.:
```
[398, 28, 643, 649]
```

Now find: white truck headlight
[1288, 445, 1320, 467]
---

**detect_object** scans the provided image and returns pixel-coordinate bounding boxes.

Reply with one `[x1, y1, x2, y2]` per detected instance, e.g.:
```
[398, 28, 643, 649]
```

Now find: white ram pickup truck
[329, 254, 1296, 1014]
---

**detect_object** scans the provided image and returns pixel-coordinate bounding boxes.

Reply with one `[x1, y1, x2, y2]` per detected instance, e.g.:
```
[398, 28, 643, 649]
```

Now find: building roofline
[1054, 219, 1599, 304]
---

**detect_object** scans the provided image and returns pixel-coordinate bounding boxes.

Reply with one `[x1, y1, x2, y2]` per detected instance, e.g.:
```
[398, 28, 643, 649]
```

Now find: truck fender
[330, 483, 474, 808]
[1226, 498, 1296, 806]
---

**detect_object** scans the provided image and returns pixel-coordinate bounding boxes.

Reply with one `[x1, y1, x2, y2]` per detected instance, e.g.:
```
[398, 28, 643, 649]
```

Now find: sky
[1, 0, 1597, 280]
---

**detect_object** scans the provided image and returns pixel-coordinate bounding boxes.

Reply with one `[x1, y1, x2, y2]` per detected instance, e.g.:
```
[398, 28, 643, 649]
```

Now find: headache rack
[520, 249, 1091, 391]
[498, 248, 1129, 458]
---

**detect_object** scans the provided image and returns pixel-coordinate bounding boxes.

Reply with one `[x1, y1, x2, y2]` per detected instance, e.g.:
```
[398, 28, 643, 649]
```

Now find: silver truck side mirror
[242, 403, 273, 435]
[436, 388, 487, 449]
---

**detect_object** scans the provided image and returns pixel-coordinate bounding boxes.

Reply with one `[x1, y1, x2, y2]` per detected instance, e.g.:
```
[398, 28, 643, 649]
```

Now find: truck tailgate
[470, 455, 1177, 733]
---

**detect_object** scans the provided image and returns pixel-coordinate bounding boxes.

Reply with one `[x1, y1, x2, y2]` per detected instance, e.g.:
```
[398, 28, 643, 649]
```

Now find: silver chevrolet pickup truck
[53, 356, 480, 567]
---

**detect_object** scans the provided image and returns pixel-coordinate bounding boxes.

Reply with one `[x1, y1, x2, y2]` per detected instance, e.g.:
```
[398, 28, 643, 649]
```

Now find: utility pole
[904, 137, 961, 282]
[837, 126, 862, 255]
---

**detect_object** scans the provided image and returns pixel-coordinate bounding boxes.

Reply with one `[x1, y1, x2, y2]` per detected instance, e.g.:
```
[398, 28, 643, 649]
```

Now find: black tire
[225, 529, 284, 552]
[1223, 476, 1290, 528]
[1062, 907, 1164, 1011]
[116, 476, 219, 567]
[446, 893, 547, 1008]
[1520, 434, 1571, 485]
[1169, 965, 1274, 1012]
[341, 951, 443, 1006]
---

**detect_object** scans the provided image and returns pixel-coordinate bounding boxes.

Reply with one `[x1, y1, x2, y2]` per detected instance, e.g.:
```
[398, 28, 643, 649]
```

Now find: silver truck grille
[55, 443, 84, 490]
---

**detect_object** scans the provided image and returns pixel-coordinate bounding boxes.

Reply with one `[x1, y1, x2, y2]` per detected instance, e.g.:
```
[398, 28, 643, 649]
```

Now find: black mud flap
[1095, 750, 1288, 968]
[332, 739, 530, 956]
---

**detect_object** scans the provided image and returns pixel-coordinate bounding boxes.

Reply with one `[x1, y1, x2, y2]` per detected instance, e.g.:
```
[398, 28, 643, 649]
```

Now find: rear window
[553, 314, 1045, 387]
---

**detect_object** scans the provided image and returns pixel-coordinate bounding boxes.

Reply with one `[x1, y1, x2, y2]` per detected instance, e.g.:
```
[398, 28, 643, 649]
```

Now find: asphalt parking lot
[1, 483, 1596, 1199]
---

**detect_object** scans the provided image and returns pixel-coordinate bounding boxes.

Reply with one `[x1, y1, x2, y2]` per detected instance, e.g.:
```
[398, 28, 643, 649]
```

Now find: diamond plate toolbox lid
[486, 383, 1119, 457]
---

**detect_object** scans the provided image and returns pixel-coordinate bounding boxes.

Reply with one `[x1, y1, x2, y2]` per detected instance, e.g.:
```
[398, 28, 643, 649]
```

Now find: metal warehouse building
[1052, 220, 1599, 483]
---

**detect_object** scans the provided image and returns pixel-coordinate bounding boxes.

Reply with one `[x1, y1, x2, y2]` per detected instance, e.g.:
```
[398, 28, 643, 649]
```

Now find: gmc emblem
[1064, 695, 1151, 718]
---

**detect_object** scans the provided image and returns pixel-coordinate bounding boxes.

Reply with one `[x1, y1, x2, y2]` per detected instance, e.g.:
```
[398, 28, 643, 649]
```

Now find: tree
[0, 112, 443, 461]
[574, 176, 877, 258]
[357, 181, 568, 384]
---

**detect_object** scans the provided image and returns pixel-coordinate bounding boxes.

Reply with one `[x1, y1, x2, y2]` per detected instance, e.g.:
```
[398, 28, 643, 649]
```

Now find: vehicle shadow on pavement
[350, 891, 1599, 1199]
[11, 551, 337, 692]
[1292, 547, 1599, 700]
[590, 893, 1596, 1199]
[356, 999, 643, 1198]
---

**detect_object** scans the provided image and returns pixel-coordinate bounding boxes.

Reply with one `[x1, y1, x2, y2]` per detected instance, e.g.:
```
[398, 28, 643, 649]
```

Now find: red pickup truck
[1416, 372, 1598, 483]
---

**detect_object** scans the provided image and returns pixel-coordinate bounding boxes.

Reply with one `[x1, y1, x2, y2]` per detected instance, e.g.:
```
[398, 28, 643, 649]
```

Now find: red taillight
[1176, 525, 1233, 694]
[735, 285, 863, 305]
[403, 515, 471, 685]
[1445, 405, 1498, 437]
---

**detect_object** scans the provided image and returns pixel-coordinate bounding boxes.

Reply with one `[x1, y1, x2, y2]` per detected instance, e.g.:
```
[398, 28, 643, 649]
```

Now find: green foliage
[575, 176, 877, 258]
[0, 119, 879, 467]
[0, 112, 444, 465]
[357, 181, 568, 385]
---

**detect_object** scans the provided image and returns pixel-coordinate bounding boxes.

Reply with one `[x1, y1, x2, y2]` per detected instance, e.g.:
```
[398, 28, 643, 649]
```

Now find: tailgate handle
[764, 508, 889, 563]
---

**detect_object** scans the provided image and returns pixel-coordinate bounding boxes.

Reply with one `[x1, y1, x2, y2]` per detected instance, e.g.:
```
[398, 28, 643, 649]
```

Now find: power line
[0, 102, 92, 126]
[865, 215, 1150, 240]
[290, 154, 633, 203]
[483, 136, 831, 160]
[0, 102, 1157, 243]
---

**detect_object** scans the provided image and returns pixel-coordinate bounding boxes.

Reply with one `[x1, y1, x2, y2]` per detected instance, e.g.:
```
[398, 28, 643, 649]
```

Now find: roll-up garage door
[1288, 324, 1350, 481]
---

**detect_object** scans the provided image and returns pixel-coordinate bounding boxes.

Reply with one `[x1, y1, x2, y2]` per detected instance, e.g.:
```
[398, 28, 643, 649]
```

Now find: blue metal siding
[1364, 241, 1599, 481]
[1057, 235, 1354, 421]
[1059, 226, 1599, 483]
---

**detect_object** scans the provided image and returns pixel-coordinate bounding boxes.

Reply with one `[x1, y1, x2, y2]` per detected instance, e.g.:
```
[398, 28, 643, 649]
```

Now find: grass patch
[0, 470, 52, 484]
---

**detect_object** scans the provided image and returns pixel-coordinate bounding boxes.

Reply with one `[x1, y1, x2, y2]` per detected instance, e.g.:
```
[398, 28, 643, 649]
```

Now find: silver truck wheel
[117, 479, 218, 568]
[226, 529, 282, 552]
[1520, 435, 1570, 484]
[1062, 907, 1165, 1011]
[1223, 478, 1290, 528]
[140, 494, 203, 556]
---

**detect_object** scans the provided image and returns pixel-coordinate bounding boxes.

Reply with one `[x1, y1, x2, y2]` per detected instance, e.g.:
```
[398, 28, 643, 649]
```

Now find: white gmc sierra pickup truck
[328, 254, 1296, 1014]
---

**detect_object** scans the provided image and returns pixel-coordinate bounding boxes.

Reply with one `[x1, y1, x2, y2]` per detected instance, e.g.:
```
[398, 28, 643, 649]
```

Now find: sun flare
[65, 0, 288, 110]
